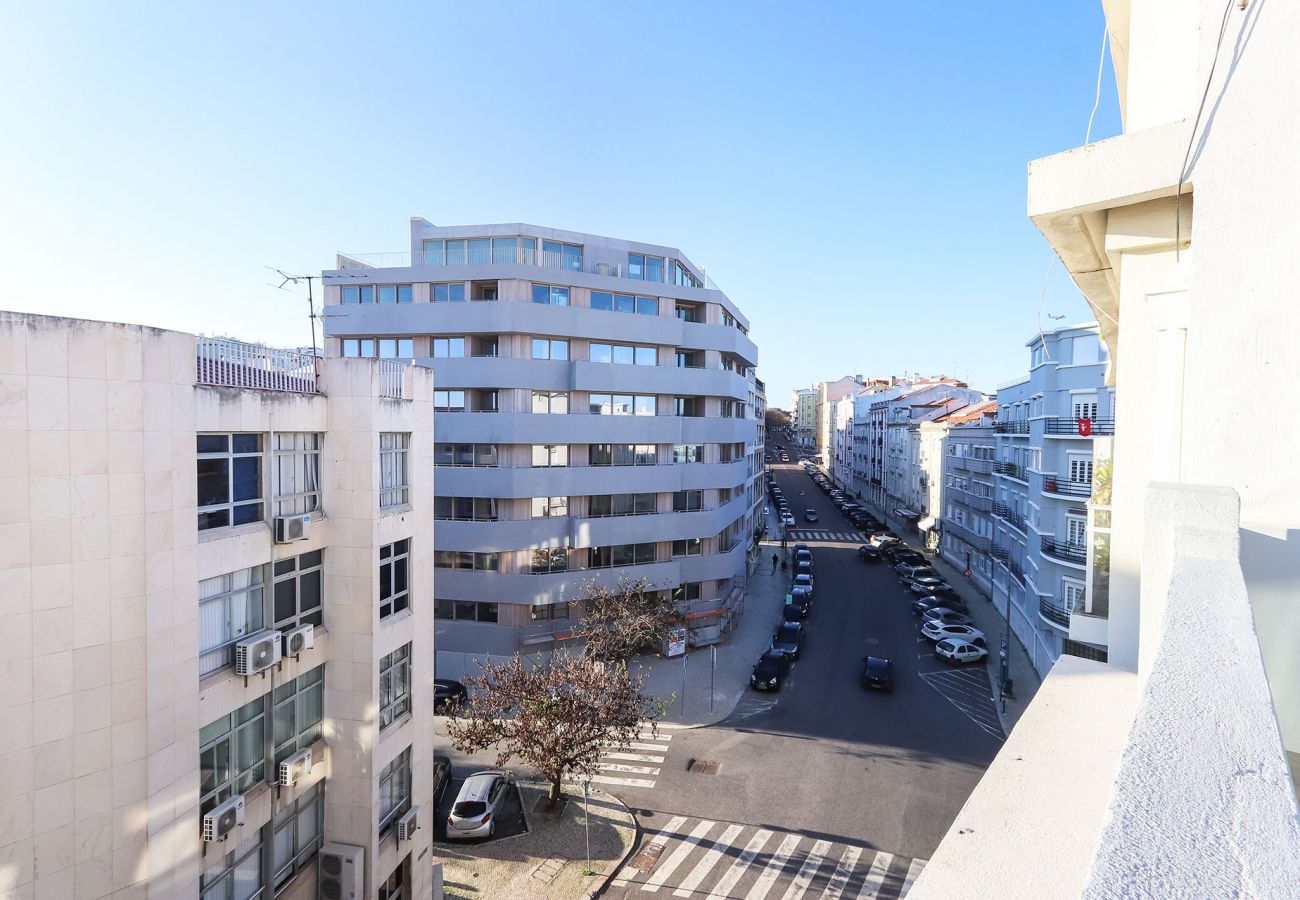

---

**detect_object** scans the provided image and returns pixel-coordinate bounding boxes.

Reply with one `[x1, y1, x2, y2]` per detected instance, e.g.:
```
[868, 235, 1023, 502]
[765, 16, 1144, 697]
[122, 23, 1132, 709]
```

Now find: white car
[935, 638, 988, 665]
[445, 770, 513, 840]
[782, 513, 796, 527]
[921, 621, 987, 645]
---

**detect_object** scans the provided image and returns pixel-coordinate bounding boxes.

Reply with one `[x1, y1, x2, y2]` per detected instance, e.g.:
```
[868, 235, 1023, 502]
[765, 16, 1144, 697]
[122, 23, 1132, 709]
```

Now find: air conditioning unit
[278, 747, 314, 786]
[202, 794, 245, 842]
[274, 514, 311, 544]
[282, 623, 314, 657]
[397, 806, 419, 841]
[234, 630, 282, 676]
[318, 842, 364, 900]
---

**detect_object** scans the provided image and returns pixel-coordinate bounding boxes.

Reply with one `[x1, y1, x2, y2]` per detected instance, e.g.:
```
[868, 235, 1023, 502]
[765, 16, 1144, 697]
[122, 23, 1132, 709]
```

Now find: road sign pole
[710, 645, 716, 712]
[582, 779, 591, 874]
[681, 653, 687, 719]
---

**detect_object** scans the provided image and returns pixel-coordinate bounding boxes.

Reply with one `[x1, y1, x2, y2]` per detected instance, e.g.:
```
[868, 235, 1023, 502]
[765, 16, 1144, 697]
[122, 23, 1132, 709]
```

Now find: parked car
[869, 532, 900, 548]
[804, 508, 819, 522]
[432, 754, 453, 808]
[857, 545, 881, 563]
[793, 543, 810, 555]
[446, 770, 513, 840]
[792, 573, 814, 595]
[903, 569, 941, 586]
[922, 621, 987, 646]
[782, 513, 796, 527]
[860, 656, 894, 692]
[794, 549, 814, 569]
[784, 592, 812, 619]
[935, 638, 988, 665]
[912, 594, 970, 616]
[921, 608, 972, 627]
[751, 650, 792, 691]
[894, 561, 931, 580]
[435, 679, 468, 714]
[770, 622, 805, 659]
[910, 575, 955, 596]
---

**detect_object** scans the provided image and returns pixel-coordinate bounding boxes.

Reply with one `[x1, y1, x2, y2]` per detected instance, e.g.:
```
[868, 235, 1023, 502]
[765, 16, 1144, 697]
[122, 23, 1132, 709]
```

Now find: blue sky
[0, 1, 1118, 405]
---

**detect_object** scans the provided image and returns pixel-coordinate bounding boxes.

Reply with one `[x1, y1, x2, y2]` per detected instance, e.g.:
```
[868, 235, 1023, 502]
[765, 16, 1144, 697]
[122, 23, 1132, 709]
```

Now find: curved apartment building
[323, 219, 763, 668]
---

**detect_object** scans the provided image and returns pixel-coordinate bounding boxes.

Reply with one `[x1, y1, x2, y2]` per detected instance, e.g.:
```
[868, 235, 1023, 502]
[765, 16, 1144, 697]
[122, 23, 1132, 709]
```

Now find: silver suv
[446, 770, 513, 840]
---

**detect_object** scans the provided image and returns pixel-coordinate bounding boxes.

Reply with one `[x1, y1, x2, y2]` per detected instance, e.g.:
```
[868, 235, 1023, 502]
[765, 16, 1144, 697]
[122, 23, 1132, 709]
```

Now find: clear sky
[0, 1, 1118, 405]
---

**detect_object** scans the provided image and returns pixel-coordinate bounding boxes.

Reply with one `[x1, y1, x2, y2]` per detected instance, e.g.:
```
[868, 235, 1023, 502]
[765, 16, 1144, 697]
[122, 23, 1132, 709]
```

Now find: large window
[589, 494, 656, 517]
[673, 490, 703, 512]
[673, 397, 701, 417]
[435, 550, 499, 571]
[378, 859, 407, 900]
[672, 538, 703, 557]
[531, 496, 568, 518]
[199, 567, 264, 676]
[531, 284, 570, 306]
[589, 444, 656, 466]
[199, 828, 264, 900]
[272, 665, 324, 765]
[672, 444, 704, 464]
[341, 284, 412, 304]
[432, 337, 466, 358]
[435, 599, 499, 622]
[433, 497, 498, 521]
[378, 747, 412, 834]
[531, 444, 569, 467]
[379, 540, 410, 619]
[272, 433, 321, 517]
[200, 694, 266, 817]
[588, 394, 654, 416]
[270, 782, 323, 893]
[590, 292, 658, 315]
[531, 602, 573, 621]
[434, 390, 467, 411]
[532, 338, 569, 360]
[341, 337, 414, 359]
[379, 645, 412, 730]
[436, 443, 498, 467]
[272, 550, 323, 632]
[672, 261, 701, 288]
[432, 283, 467, 303]
[198, 434, 263, 531]
[532, 391, 569, 414]
[380, 433, 410, 508]
[627, 254, 664, 283]
[589, 343, 656, 366]
[587, 543, 657, 568]
[530, 547, 568, 574]
[542, 240, 582, 271]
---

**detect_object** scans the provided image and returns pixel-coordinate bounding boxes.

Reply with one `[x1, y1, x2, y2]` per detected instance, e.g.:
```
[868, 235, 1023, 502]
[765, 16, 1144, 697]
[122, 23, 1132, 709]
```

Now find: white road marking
[781, 838, 834, 899]
[642, 819, 716, 892]
[590, 774, 658, 789]
[638, 732, 672, 741]
[605, 752, 666, 763]
[708, 829, 774, 898]
[626, 741, 672, 752]
[745, 832, 803, 900]
[818, 845, 862, 900]
[601, 763, 660, 775]
[900, 858, 926, 897]
[613, 815, 687, 888]
[672, 822, 745, 897]
[855, 851, 894, 899]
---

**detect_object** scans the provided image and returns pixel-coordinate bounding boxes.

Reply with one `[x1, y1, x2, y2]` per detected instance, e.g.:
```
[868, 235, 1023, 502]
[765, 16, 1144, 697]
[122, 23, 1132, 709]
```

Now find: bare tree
[578, 575, 680, 664]
[446, 649, 663, 806]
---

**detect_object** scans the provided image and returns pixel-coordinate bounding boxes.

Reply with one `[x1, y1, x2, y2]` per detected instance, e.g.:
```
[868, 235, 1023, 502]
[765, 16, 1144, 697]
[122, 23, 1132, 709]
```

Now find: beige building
[0, 312, 438, 900]
[813, 376, 860, 464]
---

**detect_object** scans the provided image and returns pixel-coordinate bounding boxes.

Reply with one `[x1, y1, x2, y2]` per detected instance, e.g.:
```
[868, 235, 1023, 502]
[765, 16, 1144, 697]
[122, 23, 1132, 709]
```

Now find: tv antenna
[268, 268, 328, 359]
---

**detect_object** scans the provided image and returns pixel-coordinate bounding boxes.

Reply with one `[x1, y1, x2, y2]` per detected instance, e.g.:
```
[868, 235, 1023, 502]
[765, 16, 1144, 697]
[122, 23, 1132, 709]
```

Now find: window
[531, 496, 568, 518]
[531, 602, 573, 621]
[532, 391, 569, 414]
[672, 538, 702, 557]
[380, 433, 410, 508]
[270, 782, 324, 893]
[432, 283, 466, 303]
[1069, 457, 1093, 484]
[200, 694, 266, 817]
[433, 337, 466, 358]
[587, 543, 656, 568]
[675, 304, 699, 323]
[433, 496, 498, 521]
[675, 582, 702, 603]
[435, 550, 499, 571]
[531, 284, 570, 306]
[627, 253, 665, 283]
[199, 567, 265, 676]
[542, 240, 582, 271]
[200, 828, 264, 900]
[1063, 580, 1087, 612]
[673, 397, 700, 417]
[672, 444, 704, 464]
[588, 494, 656, 517]
[272, 550, 323, 631]
[588, 394, 655, 416]
[378, 747, 412, 833]
[530, 548, 568, 574]
[379, 645, 412, 730]
[589, 343, 656, 365]
[378, 861, 407, 900]
[272, 433, 321, 517]
[672, 261, 701, 288]
[1073, 395, 1099, 420]
[198, 434, 263, 530]
[342, 337, 414, 359]
[590, 292, 657, 315]
[436, 443, 498, 467]
[272, 665, 324, 764]
[434, 599, 499, 622]
[532, 445, 569, 467]
[434, 390, 466, 411]
[588, 443, 654, 466]
[1066, 517, 1088, 548]
[673, 490, 703, 512]
[379, 540, 410, 619]
[341, 284, 411, 304]
[532, 338, 569, 360]
[675, 351, 701, 368]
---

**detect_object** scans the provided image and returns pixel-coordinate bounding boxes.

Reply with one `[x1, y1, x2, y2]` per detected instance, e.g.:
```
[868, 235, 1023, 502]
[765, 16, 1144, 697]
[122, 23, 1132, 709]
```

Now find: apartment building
[0, 312, 438, 900]
[829, 395, 854, 490]
[790, 388, 815, 449]
[322, 220, 762, 672]
[939, 402, 999, 595]
[813, 376, 860, 464]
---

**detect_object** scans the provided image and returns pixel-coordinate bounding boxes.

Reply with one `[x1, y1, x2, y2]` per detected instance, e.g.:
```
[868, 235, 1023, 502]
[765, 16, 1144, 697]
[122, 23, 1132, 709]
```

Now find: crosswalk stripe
[600, 763, 660, 775]
[707, 828, 773, 899]
[745, 832, 803, 900]
[781, 839, 834, 900]
[590, 774, 657, 789]
[626, 741, 672, 752]
[605, 751, 666, 763]
[671, 822, 745, 897]
[643, 819, 716, 892]
[900, 858, 926, 897]
[638, 732, 672, 741]
[818, 845, 862, 900]
[855, 851, 894, 899]
[613, 815, 687, 888]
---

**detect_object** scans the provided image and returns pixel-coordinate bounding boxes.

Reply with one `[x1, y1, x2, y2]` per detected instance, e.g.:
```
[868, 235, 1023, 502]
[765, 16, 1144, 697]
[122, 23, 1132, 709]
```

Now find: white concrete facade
[939, 404, 999, 594]
[790, 388, 815, 449]
[0, 313, 438, 900]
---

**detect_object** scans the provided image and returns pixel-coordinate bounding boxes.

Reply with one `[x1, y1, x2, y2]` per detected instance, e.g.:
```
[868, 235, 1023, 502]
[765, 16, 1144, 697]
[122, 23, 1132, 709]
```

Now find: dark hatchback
[860, 656, 894, 692]
[912, 594, 970, 616]
[770, 622, 805, 659]
[785, 588, 813, 619]
[751, 650, 793, 691]
[434, 679, 468, 714]
[858, 545, 882, 563]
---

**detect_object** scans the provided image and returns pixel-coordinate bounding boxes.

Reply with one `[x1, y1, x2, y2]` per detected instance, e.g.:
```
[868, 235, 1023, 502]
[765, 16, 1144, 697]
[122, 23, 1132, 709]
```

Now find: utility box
[662, 626, 687, 657]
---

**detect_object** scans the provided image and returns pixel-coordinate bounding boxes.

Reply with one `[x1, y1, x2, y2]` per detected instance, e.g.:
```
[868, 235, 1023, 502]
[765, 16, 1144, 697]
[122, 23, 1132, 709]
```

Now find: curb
[587, 789, 641, 899]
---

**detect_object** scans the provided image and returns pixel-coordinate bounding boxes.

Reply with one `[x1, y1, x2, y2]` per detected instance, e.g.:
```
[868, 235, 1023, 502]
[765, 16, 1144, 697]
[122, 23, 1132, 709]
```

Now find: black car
[770, 622, 805, 659]
[858, 545, 881, 563]
[783, 592, 812, 620]
[794, 549, 815, 569]
[434, 679, 468, 714]
[751, 650, 792, 691]
[860, 656, 894, 692]
[793, 543, 810, 555]
[912, 594, 970, 616]
[432, 754, 453, 806]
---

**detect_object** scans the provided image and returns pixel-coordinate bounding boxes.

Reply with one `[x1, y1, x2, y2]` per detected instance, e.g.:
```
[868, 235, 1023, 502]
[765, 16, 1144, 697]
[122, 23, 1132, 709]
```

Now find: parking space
[432, 777, 529, 844]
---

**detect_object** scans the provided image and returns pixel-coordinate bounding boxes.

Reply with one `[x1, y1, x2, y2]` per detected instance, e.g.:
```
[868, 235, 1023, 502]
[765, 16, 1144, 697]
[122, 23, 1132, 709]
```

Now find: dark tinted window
[453, 801, 486, 818]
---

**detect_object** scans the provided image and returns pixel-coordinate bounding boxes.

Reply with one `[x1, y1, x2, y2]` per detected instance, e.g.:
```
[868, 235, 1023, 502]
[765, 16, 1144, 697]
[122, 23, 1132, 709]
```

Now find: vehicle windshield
[452, 800, 487, 818]
[794, 575, 811, 585]
[775, 625, 799, 641]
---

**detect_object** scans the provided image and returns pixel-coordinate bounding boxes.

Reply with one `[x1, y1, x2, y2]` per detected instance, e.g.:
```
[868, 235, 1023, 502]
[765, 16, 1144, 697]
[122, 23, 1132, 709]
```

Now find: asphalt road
[614, 450, 1005, 870]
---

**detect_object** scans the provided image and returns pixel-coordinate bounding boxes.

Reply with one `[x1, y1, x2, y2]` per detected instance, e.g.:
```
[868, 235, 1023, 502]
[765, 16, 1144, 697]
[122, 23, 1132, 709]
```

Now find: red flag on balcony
[1077, 417, 1093, 437]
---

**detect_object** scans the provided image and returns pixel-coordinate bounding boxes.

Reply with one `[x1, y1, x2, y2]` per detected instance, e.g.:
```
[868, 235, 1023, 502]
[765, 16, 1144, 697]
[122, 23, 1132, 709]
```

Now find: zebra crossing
[787, 529, 865, 543]
[570, 726, 680, 791]
[608, 815, 926, 899]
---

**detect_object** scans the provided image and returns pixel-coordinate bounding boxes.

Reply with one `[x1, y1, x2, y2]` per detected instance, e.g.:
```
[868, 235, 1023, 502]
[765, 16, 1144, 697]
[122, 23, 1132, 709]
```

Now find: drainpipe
[1144, 255, 1193, 482]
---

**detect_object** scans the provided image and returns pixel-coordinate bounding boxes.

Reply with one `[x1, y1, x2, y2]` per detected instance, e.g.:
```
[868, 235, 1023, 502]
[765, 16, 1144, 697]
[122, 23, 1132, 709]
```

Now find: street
[601, 448, 1005, 898]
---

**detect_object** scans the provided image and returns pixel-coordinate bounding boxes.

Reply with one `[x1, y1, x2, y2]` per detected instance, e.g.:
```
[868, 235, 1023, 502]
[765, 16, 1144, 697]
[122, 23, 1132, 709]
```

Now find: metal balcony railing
[1041, 537, 1087, 565]
[1039, 594, 1072, 629]
[993, 420, 1030, 434]
[951, 455, 995, 475]
[943, 518, 990, 552]
[995, 462, 1028, 481]
[378, 360, 408, 399]
[1044, 417, 1115, 436]
[196, 337, 318, 393]
[993, 503, 1027, 532]
[1042, 477, 1092, 498]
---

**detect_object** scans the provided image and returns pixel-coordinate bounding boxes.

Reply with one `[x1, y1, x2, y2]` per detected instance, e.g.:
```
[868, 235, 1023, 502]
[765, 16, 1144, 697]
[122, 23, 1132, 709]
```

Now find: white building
[940, 402, 999, 595]
[790, 388, 815, 449]
[813, 376, 860, 465]
[829, 395, 855, 490]
[915, 1, 1300, 893]
[0, 313, 439, 899]
[323, 220, 763, 673]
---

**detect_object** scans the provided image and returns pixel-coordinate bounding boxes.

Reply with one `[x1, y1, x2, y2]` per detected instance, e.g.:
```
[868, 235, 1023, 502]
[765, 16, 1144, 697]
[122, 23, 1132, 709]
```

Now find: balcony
[993, 420, 1030, 434]
[994, 461, 1028, 481]
[1041, 536, 1087, 566]
[378, 359, 408, 399]
[951, 455, 995, 475]
[1042, 476, 1092, 498]
[196, 336, 317, 393]
[943, 518, 990, 552]
[1044, 417, 1115, 437]
[1038, 594, 1072, 630]
[992, 503, 1027, 532]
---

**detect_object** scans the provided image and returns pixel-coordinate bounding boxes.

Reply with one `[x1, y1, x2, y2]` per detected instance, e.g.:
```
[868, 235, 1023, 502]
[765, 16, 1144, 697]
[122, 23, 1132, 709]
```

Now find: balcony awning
[894, 508, 920, 519]
[918, 515, 938, 531]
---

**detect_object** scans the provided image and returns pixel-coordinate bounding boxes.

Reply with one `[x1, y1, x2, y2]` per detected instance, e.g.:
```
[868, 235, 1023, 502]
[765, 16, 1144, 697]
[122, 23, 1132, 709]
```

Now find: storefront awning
[918, 515, 937, 531]
[894, 508, 920, 519]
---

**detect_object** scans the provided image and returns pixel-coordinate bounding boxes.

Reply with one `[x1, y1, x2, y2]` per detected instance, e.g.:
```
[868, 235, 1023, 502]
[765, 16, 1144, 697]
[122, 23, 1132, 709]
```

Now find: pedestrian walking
[771, 553, 778, 574]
